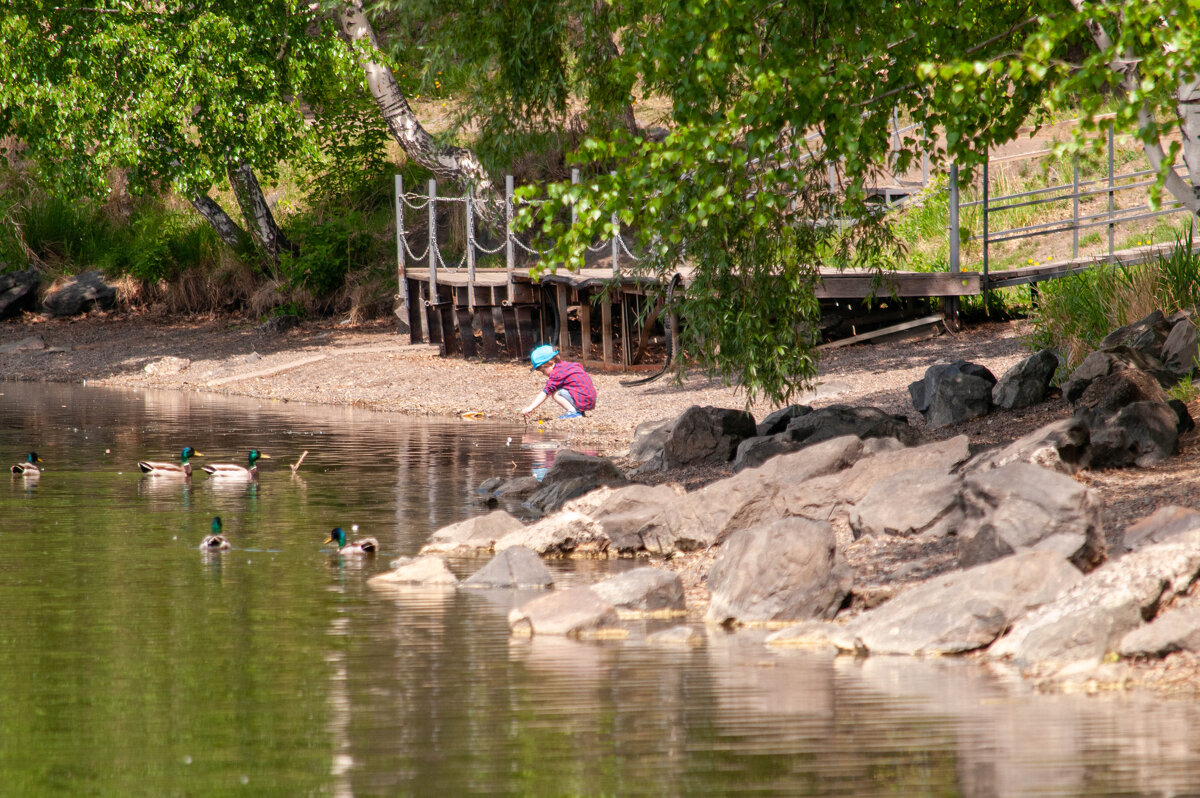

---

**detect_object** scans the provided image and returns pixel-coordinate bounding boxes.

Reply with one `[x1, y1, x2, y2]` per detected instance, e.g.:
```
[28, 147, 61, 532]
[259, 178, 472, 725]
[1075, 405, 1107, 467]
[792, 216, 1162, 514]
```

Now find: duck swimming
[11, 452, 43, 476]
[324, 527, 378, 556]
[202, 450, 270, 479]
[138, 447, 203, 477]
[200, 516, 231, 551]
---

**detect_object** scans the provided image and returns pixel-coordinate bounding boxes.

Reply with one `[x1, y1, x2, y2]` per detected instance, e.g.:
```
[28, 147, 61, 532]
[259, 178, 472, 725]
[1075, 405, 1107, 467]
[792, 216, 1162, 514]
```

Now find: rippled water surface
[3, 382, 1200, 797]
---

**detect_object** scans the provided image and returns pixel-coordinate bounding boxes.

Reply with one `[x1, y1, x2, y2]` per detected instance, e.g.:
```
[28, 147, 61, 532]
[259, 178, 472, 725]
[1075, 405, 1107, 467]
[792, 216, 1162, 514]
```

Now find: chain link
[399, 193, 431, 211]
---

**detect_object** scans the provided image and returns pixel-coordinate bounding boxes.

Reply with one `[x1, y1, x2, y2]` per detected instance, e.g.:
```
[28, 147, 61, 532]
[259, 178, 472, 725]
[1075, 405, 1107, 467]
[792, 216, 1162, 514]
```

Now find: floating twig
[291, 450, 309, 473]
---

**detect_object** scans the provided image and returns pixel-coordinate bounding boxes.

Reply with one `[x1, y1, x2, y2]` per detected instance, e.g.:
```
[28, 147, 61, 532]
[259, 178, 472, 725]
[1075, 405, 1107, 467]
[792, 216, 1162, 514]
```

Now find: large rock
[590, 567, 685, 617]
[1062, 346, 1169, 403]
[963, 418, 1090, 475]
[1122, 505, 1200, 552]
[991, 349, 1059, 410]
[768, 551, 1083, 655]
[1082, 400, 1185, 469]
[1160, 317, 1199, 376]
[989, 528, 1200, 669]
[461, 546, 554, 589]
[779, 435, 971, 523]
[756, 404, 813, 437]
[783, 404, 919, 447]
[41, 270, 117, 317]
[706, 517, 853, 625]
[627, 417, 674, 467]
[848, 468, 963, 539]
[1073, 368, 1168, 414]
[909, 362, 996, 428]
[420, 509, 526, 555]
[508, 586, 623, 637]
[560, 483, 679, 552]
[523, 450, 629, 514]
[1098, 310, 1170, 357]
[0, 268, 40, 319]
[732, 433, 804, 472]
[495, 510, 609, 556]
[369, 556, 458, 586]
[1118, 604, 1200, 658]
[637, 435, 866, 553]
[957, 462, 1105, 572]
[662, 405, 757, 468]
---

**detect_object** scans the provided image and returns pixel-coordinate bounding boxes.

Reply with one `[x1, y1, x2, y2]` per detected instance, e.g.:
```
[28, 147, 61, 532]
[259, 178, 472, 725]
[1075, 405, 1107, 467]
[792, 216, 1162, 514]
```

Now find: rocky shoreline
[6, 309, 1200, 694]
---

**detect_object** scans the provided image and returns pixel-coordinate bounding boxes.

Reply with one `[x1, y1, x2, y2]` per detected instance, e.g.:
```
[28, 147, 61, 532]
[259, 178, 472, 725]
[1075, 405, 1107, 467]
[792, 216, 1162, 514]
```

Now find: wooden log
[455, 307, 477, 358]
[601, 299, 614, 365]
[407, 279, 425, 343]
[557, 284, 570, 356]
[578, 289, 592, 361]
[516, 306, 537, 357]
[500, 305, 521, 358]
[478, 306, 499, 360]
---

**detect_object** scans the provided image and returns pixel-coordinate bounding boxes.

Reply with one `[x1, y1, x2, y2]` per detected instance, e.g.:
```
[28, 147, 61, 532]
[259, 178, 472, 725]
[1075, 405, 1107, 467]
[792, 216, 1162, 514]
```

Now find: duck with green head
[324, 526, 378, 556]
[202, 450, 270, 479]
[200, 516, 231, 551]
[11, 452, 43, 476]
[139, 447, 203, 477]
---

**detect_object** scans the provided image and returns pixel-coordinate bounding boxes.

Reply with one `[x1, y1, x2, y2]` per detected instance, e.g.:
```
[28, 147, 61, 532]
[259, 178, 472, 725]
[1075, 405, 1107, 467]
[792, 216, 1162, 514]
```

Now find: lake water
[3, 382, 1200, 796]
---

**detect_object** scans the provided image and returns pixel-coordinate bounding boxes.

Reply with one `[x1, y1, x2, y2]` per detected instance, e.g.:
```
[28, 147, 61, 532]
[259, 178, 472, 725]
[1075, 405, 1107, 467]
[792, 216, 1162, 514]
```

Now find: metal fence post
[948, 162, 960, 328]
[1072, 156, 1080, 259]
[465, 187, 476, 311]
[570, 168, 580, 229]
[395, 175, 408, 329]
[428, 179, 438, 303]
[505, 175, 515, 302]
[1108, 124, 1115, 260]
[982, 159, 989, 302]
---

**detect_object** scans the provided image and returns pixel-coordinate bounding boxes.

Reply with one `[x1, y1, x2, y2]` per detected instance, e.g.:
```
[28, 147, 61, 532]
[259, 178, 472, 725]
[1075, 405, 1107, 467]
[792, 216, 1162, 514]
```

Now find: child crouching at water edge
[522, 345, 596, 420]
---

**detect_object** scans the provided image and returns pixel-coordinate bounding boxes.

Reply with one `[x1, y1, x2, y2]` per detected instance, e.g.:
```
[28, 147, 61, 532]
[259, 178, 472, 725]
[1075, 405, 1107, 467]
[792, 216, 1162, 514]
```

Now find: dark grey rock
[706, 517, 853, 625]
[0, 268, 40, 319]
[1081, 400, 1182, 469]
[523, 450, 629, 514]
[627, 417, 674, 467]
[42, 270, 116, 317]
[590, 567, 685, 616]
[1161, 318, 1199, 376]
[963, 418, 1090, 475]
[419, 509, 526, 555]
[462, 546, 554, 589]
[732, 432, 804, 472]
[757, 404, 813, 437]
[784, 403, 920, 446]
[1074, 368, 1168, 413]
[992, 349, 1059, 410]
[1062, 346, 1170, 403]
[1099, 310, 1170, 357]
[662, 405, 757, 468]
[909, 362, 996, 428]
[958, 462, 1106, 572]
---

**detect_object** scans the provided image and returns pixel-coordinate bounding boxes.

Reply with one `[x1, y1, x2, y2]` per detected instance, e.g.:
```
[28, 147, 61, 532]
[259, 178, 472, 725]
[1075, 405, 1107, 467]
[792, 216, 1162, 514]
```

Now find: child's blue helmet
[530, 345, 559, 370]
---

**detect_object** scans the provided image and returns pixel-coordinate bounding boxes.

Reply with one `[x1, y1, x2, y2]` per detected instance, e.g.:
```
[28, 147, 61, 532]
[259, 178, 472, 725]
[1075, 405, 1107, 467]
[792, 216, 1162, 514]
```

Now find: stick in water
[291, 450, 309, 473]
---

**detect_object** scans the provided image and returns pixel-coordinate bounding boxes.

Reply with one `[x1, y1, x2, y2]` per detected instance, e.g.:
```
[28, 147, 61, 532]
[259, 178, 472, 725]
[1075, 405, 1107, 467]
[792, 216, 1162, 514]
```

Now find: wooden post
[946, 162, 960, 330]
[466, 187, 476, 311]
[505, 175, 515, 303]
[602, 300, 614, 365]
[578, 289, 591, 360]
[557, 283, 570, 355]
[426, 179, 445, 347]
[395, 174, 409, 337]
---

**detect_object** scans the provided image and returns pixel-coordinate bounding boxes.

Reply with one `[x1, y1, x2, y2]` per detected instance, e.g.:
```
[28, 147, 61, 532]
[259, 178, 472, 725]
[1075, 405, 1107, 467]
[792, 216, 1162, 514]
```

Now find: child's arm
[522, 390, 549, 416]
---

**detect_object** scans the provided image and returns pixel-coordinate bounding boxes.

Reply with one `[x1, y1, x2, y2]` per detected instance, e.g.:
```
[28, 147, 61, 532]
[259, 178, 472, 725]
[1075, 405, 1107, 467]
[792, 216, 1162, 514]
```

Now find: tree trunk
[227, 162, 296, 262]
[337, 0, 502, 227]
[189, 194, 251, 251]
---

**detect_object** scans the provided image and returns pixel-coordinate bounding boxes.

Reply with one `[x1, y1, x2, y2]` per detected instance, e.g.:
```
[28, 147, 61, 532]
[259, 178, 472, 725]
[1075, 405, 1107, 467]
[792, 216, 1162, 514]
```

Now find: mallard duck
[11, 452, 43, 476]
[199, 516, 231, 551]
[201, 450, 270, 479]
[325, 526, 378, 556]
[139, 447, 203, 477]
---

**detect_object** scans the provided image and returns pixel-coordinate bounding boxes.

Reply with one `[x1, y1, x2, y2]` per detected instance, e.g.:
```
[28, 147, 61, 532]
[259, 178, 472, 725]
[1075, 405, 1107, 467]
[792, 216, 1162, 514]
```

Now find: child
[522, 345, 597, 420]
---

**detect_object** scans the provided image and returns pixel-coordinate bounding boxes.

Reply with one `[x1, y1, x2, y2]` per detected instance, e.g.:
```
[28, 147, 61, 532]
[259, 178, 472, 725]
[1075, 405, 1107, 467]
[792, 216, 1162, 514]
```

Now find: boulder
[963, 418, 1090, 475]
[637, 435, 866, 553]
[1062, 346, 1169, 403]
[1160, 317, 1199, 376]
[369, 556, 458, 586]
[590, 567, 685, 617]
[560, 483, 678, 552]
[461, 546, 554, 589]
[508, 586, 623, 637]
[909, 361, 996, 428]
[495, 510, 609, 556]
[1098, 309, 1170, 357]
[732, 433, 804, 472]
[783, 404, 919, 447]
[989, 527, 1200, 668]
[756, 404, 813, 437]
[1082, 400, 1184, 469]
[1073, 368, 1168, 413]
[848, 468, 963, 539]
[42, 270, 117, 317]
[0, 268, 40, 319]
[991, 349, 1059, 410]
[627, 417, 674, 468]
[780, 435, 971, 522]
[419, 509, 526, 555]
[768, 551, 1083, 655]
[1118, 604, 1200, 658]
[706, 517, 853, 625]
[957, 462, 1105, 572]
[1122, 505, 1200, 552]
[523, 450, 629, 514]
[662, 405, 758, 468]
